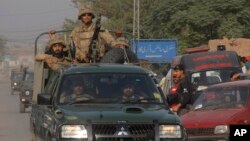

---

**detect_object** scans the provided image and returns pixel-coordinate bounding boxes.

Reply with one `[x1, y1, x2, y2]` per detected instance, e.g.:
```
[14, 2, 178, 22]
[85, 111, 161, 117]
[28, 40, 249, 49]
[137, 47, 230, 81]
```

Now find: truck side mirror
[37, 93, 51, 105]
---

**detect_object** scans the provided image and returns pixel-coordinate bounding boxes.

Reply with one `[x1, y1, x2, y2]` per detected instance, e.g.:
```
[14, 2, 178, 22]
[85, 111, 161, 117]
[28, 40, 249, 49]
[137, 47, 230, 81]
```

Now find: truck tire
[31, 131, 38, 141]
[101, 48, 138, 63]
[19, 102, 25, 113]
[45, 132, 52, 141]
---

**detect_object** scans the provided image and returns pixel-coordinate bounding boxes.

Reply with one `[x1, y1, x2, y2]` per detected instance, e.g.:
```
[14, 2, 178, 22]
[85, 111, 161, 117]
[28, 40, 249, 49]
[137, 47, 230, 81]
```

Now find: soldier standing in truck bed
[71, 5, 115, 63]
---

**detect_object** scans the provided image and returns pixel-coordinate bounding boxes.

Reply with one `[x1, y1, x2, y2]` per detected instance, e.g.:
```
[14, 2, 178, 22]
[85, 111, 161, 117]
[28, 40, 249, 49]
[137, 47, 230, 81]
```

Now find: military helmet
[78, 6, 95, 20]
[48, 38, 66, 48]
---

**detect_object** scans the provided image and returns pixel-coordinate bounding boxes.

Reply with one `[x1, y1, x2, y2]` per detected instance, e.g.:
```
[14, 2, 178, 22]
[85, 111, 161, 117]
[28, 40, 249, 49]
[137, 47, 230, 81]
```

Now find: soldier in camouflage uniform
[35, 38, 71, 71]
[71, 5, 115, 63]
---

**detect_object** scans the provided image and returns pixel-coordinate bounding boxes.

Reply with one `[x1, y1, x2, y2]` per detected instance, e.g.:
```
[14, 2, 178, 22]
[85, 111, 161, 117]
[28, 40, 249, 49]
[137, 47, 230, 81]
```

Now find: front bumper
[55, 123, 188, 141]
[188, 135, 228, 141]
[12, 86, 21, 91]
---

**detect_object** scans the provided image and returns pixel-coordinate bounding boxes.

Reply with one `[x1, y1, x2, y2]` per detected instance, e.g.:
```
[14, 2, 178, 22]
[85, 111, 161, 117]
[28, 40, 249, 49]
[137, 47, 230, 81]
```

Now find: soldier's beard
[52, 51, 63, 58]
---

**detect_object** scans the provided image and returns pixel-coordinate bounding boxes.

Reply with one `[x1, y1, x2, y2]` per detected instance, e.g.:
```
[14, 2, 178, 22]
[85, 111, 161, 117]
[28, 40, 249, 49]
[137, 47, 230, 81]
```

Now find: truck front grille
[93, 124, 155, 141]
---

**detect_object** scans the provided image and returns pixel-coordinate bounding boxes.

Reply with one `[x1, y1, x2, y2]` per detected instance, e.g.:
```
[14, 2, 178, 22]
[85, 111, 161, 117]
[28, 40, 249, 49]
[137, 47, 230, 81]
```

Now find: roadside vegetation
[63, 0, 250, 54]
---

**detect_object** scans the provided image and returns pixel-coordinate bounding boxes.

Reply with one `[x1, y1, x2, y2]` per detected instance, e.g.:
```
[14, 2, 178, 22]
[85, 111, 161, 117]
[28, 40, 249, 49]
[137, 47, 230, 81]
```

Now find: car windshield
[57, 73, 164, 105]
[192, 85, 250, 111]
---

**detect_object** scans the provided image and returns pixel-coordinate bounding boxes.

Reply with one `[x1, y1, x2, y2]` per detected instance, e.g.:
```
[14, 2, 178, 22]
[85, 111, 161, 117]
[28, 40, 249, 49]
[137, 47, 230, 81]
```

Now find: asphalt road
[0, 76, 32, 141]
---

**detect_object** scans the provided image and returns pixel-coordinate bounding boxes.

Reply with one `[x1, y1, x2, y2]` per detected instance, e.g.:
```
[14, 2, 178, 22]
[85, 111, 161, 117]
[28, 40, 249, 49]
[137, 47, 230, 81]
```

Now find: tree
[68, 0, 250, 54]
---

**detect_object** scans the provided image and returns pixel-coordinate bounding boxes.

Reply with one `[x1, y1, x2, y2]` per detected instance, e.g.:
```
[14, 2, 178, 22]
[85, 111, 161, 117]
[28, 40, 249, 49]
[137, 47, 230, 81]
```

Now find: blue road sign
[131, 39, 177, 63]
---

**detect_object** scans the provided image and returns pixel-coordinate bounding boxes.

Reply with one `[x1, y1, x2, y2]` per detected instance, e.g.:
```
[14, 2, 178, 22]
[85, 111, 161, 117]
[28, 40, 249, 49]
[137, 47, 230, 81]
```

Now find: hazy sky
[0, 0, 78, 46]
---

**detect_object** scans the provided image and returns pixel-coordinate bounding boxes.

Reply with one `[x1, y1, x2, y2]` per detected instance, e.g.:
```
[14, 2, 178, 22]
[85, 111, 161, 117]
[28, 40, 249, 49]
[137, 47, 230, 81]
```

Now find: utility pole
[133, 0, 140, 39]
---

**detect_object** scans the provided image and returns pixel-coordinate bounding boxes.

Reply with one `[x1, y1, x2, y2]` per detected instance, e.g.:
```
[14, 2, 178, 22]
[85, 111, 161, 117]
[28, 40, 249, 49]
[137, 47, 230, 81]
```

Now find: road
[0, 76, 32, 141]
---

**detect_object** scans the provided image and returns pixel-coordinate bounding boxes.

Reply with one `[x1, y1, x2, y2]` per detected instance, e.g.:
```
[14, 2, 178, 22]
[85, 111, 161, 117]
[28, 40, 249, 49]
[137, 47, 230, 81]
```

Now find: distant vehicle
[10, 69, 25, 95]
[166, 51, 242, 103]
[181, 80, 250, 141]
[19, 71, 34, 113]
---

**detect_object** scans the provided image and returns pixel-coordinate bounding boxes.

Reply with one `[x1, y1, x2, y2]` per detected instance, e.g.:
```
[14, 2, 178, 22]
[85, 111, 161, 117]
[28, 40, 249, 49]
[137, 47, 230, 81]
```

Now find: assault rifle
[88, 14, 101, 63]
[69, 37, 76, 62]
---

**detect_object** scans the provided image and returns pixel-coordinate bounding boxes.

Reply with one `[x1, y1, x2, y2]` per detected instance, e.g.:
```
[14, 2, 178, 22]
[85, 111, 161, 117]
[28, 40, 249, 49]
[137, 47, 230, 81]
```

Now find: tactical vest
[74, 24, 107, 62]
[78, 31, 94, 55]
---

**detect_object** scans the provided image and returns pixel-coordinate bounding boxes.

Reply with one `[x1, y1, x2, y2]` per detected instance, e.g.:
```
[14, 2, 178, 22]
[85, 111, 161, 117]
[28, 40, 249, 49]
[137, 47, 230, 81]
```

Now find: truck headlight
[61, 125, 87, 139]
[25, 91, 30, 95]
[159, 125, 182, 138]
[214, 125, 229, 134]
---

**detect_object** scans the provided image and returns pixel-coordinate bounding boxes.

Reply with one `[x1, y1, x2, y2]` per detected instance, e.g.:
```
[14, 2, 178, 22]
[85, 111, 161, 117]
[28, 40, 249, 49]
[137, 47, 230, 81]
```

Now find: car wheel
[19, 102, 25, 113]
[101, 48, 138, 63]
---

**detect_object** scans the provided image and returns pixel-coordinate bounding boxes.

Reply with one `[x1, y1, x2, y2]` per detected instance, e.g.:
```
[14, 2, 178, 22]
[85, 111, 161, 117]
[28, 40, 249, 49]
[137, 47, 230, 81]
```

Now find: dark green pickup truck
[10, 69, 25, 95]
[30, 63, 187, 141]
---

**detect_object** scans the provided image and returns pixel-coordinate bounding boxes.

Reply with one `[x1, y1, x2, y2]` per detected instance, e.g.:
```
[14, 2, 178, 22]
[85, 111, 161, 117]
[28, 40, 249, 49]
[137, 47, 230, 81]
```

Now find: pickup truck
[10, 69, 25, 95]
[19, 71, 34, 113]
[30, 63, 187, 141]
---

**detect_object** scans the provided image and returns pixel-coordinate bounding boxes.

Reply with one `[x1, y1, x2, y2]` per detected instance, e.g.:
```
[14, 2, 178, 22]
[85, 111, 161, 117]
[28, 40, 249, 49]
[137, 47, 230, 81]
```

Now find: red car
[181, 80, 250, 141]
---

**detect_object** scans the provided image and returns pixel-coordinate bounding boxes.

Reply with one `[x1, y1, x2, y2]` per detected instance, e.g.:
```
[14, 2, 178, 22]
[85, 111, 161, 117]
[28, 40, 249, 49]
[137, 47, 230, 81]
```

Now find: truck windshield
[57, 73, 164, 105]
[24, 72, 34, 81]
[13, 73, 23, 80]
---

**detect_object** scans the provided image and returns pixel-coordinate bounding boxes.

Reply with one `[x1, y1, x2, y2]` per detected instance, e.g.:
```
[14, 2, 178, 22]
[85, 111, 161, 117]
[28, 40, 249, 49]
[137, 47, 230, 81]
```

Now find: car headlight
[61, 125, 87, 139]
[25, 91, 30, 95]
[159, 125, 182, 138]
[214, 125, 229, 134]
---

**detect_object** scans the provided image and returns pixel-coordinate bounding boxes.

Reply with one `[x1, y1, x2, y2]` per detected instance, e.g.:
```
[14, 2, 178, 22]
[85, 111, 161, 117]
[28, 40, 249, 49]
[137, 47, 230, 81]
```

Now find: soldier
[60, 79, 94, 104]
[120, 84, 145, 101]
[70, 5, 115, 63]
[35, 38, 71, 71]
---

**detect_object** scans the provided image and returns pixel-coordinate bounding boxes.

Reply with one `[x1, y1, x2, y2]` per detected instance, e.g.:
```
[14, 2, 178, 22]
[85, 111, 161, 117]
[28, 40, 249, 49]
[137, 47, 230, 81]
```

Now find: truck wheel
[101, 48, 138, 63]
[19, 102, 25, 113]
[31, 125, 38, 141]
[45, 132, 52, 141]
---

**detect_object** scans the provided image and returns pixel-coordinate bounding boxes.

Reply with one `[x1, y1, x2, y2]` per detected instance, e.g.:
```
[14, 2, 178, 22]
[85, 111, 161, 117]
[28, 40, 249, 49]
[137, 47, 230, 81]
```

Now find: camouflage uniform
[113, 37, 130, 48]
[71, 6, 115, 63]
[35, 38, 71, 71]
